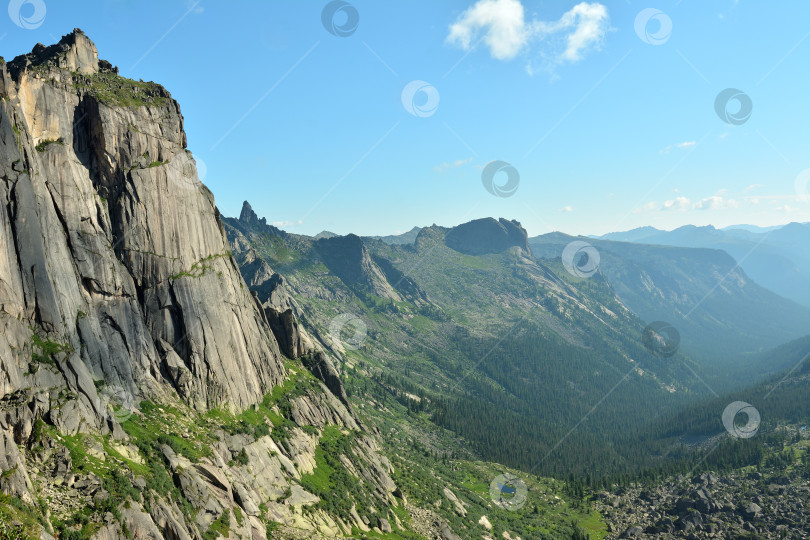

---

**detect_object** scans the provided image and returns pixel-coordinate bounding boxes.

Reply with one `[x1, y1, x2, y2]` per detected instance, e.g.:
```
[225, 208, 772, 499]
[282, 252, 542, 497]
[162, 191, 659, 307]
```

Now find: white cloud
[743, 183, 763, 193]
[662, 197, 691, 211]
[560, 205, 574, 212]
[447, 0, 609, 66]
[635, 191, 748, 214]
[692, 195, 738, 210]
[447, 0, 530, 60]
[776, 205, 794, 212]
[693, 196, 723, 210]
[534, 2, 609, 62]
[660, 140, 698, 154]
[633, 201, 658, 214]
[434, 157, 474, 172]
[272, 219, 303, 228]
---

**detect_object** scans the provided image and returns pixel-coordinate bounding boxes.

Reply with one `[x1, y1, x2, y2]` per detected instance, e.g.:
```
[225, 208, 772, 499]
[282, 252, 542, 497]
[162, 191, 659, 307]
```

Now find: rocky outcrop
[315, 234, 403, 300]
[0, 29, 399, 539]
[229, 243, 313, 359]
[371, 254, 431, 307]
[238, 200, 266, 226]
[444, 217, 531, 256]
[225, 226, 359, 412]
[598, 469, 810, 539]
[6, 30, 104, 78]
[1, 28, 284, 415]
[266, 307, 308, 359]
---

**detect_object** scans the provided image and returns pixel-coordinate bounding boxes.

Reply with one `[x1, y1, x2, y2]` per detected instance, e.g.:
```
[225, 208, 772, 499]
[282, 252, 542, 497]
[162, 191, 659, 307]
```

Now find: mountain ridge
[530, 232, 810, 380]
[3, 28, 808, 540]
[595, 222, 810, 307]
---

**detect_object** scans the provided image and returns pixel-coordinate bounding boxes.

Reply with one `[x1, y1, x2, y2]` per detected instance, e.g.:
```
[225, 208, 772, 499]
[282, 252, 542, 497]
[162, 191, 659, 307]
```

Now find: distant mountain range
[225, 205, 810, 481]
[720, 224, 785, 234]
[596, 222, 810, 308]
[530, 232, 810, 381]
[316, 226, 423, 245]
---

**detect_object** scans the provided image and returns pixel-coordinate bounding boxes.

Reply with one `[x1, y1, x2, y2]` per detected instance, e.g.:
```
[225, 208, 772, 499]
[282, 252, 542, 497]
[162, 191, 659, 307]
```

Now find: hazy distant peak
[367, 226, 423, 245]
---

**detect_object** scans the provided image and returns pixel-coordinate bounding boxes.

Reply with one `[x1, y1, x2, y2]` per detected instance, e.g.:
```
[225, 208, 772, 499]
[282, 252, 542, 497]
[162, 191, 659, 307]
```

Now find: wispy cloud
[272, 219, 303, 228]
[185, 0, 204, 14]
[662, 196, 691, 211]
[692, 196, 722, 210]
[534, 2, 609, 63]
[634, 192, 746, 214]
[632, 187, 807, 216]
[447, 0, 609, 68]
[744, 194, 805, 201]
[632, 201, 657, 214]
[434, 157, 474, 172]
[693, 195, 739, 210]
[660, 140, 698, 154]
[559, 205, 574, 212]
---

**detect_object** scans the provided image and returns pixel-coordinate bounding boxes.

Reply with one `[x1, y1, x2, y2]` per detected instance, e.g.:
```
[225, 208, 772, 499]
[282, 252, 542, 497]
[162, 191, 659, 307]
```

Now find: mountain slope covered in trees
[530, 232, 810, 385]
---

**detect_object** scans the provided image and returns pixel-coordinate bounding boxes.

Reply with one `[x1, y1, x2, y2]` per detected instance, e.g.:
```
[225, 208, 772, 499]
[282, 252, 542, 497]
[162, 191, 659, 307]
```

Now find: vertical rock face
[0, 30, 400, 540]
[0, 28, 284, 419]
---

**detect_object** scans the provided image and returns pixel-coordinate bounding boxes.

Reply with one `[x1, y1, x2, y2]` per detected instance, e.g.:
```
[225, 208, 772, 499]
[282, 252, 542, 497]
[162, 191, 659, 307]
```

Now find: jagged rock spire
[240, 201, 258, 224]
[239, 201, 266, 226]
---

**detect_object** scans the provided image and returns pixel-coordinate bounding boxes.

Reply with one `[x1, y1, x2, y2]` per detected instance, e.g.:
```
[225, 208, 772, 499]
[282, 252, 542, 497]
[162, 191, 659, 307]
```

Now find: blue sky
[4, 0, 809, 236]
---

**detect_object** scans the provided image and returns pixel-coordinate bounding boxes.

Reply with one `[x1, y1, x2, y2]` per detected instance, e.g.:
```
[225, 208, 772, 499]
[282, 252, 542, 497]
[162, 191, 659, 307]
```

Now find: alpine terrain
[0, 27, 808, 540]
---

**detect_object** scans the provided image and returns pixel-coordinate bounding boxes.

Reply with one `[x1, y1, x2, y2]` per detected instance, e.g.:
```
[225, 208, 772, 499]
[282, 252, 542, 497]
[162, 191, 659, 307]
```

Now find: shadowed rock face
[444, 217, 531, 256]
[315, 234, 402, 300]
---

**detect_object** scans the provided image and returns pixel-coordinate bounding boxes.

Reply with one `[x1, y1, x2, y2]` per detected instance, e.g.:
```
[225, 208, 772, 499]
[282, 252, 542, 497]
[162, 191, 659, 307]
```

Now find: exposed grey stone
[0, 431, 33, 503]
[0, 28, 400, 540]
[379, 518, 392, 533]
[740, 501, 763, 520]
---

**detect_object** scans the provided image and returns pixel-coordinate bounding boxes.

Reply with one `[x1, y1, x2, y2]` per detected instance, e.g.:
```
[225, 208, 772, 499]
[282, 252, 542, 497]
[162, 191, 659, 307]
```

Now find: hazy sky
[4, 0, 809, 236]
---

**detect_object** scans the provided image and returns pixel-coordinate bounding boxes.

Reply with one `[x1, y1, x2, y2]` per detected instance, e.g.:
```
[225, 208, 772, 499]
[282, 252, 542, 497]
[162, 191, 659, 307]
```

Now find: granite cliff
[0, 30, 397, 539]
